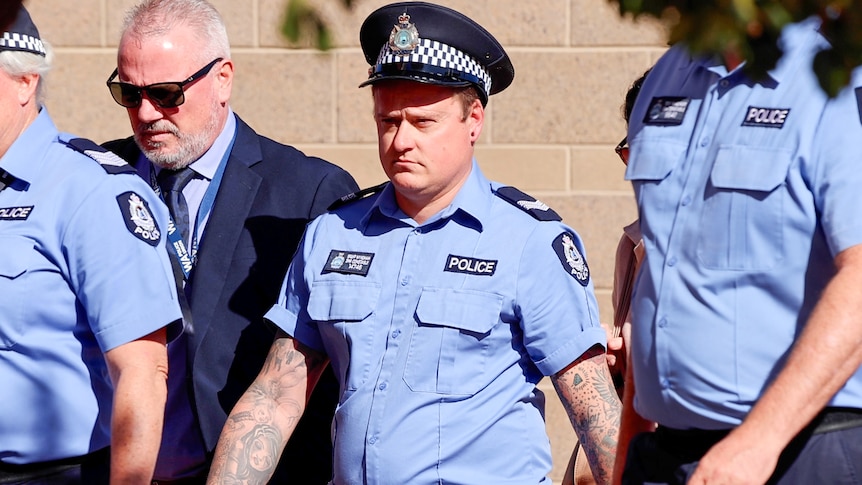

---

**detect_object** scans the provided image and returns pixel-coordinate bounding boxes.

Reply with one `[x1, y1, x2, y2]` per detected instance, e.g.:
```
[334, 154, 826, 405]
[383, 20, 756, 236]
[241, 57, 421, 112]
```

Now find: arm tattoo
[209, 337, 324, 485]
[553, 350, 622, 485]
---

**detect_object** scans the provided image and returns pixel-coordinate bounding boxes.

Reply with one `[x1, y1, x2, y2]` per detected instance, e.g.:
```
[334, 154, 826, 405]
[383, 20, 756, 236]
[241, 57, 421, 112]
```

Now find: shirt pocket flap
[0, 236, 32, 279]
[711, 146, 793, 192]
[307, 281, 380, 321]
[625, 139, 687, 181]
[415, 288, 502, 335]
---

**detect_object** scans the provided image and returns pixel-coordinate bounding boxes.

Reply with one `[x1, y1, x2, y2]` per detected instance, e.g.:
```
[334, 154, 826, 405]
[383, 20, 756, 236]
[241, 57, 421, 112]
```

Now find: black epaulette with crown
[62, 138, 136, 175]
[494, 186, 562, 221]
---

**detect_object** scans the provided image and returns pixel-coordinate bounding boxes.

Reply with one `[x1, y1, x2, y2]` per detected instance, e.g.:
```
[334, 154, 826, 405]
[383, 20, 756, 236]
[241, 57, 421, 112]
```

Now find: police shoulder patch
[552, 231, 590, 286]
[64, 138, 136, 175]
[495, 186, 561, 221]
[328, 182, 388, 211]
[116, 191, 161, 246]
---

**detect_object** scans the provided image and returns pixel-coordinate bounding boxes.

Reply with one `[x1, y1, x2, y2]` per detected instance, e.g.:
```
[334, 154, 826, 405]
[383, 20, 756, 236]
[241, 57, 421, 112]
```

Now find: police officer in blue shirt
[619, 16, 862, 485]
[0, 7, 181, 484]
[207, 3, 621, 484]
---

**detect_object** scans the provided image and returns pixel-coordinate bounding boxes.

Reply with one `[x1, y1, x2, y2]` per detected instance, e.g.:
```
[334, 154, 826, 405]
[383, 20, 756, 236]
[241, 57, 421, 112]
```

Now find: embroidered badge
[741, 106, 790, 128]
[0, 206, 34, 221]
[389, 13, 420, 53]
[117, 191, 160, 246]
[444, 254, 498, 276]
[644, 97, 690, 125]
[552, 232, 589, 286]
[322, 250, 374, 276]
[65, 138, 136, 175]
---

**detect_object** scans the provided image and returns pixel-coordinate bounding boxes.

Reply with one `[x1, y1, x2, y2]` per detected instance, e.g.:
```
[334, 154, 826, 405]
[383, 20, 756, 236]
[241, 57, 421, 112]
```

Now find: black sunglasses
[106, 58, 223, 108]
[614, 136, 629, 163]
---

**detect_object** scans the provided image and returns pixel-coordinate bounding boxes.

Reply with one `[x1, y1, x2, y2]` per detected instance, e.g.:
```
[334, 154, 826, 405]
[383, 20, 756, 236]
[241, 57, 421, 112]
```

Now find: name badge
[741, 106, 790, 128]
[644, 97, 690, 125]
[444, 255, 498, 276]
[0, 206, 34, 221]
[322, 250, 374, 276]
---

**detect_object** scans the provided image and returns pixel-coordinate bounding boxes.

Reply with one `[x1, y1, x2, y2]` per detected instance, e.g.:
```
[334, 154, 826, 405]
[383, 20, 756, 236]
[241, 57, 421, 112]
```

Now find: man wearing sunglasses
[102, 0, 358, 483]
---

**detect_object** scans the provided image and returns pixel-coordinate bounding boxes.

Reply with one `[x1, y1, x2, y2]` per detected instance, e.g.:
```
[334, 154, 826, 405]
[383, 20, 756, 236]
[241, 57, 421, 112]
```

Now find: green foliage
[281, 0, 356, 51]
[611, 0, 862, 96]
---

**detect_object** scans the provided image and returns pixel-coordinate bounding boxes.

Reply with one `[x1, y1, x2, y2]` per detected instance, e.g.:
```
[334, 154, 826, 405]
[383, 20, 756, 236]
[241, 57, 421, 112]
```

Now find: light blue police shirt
[0, 109, 182, 464]
[265, 161, 605, 484]
[625, 18, 862, 429]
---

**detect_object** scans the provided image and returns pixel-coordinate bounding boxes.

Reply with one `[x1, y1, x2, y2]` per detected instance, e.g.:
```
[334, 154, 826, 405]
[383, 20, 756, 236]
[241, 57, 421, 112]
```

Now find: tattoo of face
[228, 424, 283, 485]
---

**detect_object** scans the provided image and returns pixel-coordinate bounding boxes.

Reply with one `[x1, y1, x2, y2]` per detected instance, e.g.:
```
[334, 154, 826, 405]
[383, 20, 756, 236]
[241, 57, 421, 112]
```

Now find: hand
[604, 325, 625, 387]
[688, 429, 781, 485]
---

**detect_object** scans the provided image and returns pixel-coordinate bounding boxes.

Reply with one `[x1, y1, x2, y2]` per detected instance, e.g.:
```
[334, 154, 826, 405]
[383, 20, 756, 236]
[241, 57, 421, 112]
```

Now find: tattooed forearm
[552, 347, 622, 485]
[208, 336, 326, 485]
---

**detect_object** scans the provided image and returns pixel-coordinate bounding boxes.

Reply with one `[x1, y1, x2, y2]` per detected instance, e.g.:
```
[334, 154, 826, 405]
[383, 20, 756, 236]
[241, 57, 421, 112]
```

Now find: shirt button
[681, 195, 691, 206]
[658, 317, 668, 328]
[667, 257, 677, 267]
[720, 80, 729, 87]
[391, 329, 400, 338]
[661, 378, 670, 389]
[368, 436, 377, 444]
[700, 137, 710, 147]
[400, 277, 408, 286]
[378, 382, 387, 391]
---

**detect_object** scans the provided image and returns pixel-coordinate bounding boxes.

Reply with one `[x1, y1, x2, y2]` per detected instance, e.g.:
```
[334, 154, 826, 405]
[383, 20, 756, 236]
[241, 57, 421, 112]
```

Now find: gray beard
[135, 104, 222, 170]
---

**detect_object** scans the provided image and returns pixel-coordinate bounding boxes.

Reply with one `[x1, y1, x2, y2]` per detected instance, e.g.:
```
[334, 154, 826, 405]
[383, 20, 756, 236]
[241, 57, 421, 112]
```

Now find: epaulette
[328, 182, 388, 211]
[62, 138, 136, 175]
[494, 186, 562, 221]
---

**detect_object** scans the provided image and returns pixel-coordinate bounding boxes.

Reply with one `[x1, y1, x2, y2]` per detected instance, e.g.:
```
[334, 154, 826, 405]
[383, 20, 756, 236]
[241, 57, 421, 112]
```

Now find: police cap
[0, 6, 45, 57]
[359, 2, 514, 105]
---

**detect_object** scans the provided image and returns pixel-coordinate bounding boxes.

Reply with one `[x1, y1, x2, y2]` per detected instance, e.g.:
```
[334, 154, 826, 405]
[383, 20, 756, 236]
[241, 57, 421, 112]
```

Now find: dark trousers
[622, 408, 862, 485]
[0, 448, 110, 485]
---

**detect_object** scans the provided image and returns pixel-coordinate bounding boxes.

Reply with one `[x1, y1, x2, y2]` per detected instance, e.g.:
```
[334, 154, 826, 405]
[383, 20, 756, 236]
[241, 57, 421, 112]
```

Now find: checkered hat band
[0, 32, 46, 56]
[377, 39, 491, 96]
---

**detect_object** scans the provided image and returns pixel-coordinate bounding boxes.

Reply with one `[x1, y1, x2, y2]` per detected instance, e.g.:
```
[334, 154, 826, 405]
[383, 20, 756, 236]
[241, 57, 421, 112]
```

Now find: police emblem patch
[117, 191, 161, 246]
[644, 97, 690, 125]
[322, 250, 374, 276]
[552, 232, 589, 286]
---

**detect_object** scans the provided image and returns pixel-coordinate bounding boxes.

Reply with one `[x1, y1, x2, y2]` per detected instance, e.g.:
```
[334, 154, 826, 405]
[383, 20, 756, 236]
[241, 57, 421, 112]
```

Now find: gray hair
[122, 0, 230, 63]
[0, 41, 53, 104]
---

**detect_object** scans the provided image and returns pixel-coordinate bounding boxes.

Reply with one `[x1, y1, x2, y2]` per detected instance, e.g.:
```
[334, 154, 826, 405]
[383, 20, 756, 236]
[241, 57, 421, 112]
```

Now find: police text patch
[322, 250, 374, 276]
[117, 192, 161, 246]
[444, 254, 498, 276]
[0, 206, 34, 221]
[644, 97, 690, 125]
[552, 232, 589, 286]
[741, 106, 790, 128]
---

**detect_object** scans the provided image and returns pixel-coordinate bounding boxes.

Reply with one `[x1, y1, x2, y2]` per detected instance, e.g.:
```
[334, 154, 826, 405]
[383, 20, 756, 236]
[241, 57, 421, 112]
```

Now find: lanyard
[151, 132, 236, 280]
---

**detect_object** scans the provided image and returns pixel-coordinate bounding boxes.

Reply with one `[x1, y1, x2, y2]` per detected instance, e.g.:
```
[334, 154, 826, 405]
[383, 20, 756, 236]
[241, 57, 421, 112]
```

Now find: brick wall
[26, 0, 666, 481]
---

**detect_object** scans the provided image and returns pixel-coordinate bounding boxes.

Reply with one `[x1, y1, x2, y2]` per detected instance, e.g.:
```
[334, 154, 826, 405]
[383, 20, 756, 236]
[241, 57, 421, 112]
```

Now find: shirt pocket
[697, 146, 792, 270]
[308, 281, 380, 392]
[0, 236, 34, 349]
[403, 287, 503, 396]
[625, 138, 688, 211]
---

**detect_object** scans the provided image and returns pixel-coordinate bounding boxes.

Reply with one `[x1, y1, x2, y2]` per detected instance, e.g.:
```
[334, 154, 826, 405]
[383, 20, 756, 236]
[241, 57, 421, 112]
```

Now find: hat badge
[388, 13, 419, 53]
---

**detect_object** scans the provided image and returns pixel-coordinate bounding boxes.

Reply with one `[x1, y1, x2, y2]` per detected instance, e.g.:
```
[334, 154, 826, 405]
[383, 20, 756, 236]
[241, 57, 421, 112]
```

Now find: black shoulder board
[494, 186, 562, 221]
[63, 138, 136, 175]
[328, 182, 388, 211]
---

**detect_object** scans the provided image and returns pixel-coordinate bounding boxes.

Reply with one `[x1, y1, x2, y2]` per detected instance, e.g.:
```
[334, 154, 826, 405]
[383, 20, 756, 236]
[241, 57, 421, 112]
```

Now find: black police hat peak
[359, 1, 514, 105]
[0, 6, 46, 56]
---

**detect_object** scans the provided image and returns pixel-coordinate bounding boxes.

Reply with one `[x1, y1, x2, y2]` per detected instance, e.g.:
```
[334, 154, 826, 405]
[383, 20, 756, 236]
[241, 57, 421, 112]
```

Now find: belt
[654, 406, 862, 462]
[0, 447, 109, 484]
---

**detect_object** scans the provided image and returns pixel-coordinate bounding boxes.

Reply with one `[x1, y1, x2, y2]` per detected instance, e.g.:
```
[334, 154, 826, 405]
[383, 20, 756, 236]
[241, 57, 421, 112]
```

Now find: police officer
[207, 3, 621, 484]
[620, 15, 862, 485]
[0, 7, 181, 484]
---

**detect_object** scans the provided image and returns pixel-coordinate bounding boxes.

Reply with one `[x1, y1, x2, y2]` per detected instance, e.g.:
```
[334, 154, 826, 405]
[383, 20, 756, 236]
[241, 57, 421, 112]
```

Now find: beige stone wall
[26, 0, 665, 481]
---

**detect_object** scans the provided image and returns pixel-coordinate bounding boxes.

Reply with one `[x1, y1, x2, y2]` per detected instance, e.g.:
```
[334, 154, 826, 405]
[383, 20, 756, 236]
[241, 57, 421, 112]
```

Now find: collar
[360, 158, 490, 232]
[1, 108, 56, 185]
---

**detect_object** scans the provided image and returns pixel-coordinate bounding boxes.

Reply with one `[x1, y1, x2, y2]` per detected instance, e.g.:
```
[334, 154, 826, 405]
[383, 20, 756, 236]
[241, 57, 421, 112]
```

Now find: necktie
[157, 167, 196, 244]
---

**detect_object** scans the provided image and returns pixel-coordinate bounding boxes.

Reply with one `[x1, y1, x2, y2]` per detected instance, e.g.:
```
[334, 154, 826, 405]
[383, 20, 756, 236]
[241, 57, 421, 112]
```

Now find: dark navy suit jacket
[104, 114, 358, 483]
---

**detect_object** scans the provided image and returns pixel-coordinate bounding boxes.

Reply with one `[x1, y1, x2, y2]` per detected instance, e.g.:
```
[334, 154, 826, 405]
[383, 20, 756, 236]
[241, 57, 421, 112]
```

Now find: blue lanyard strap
[151, 131, 236, 280]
